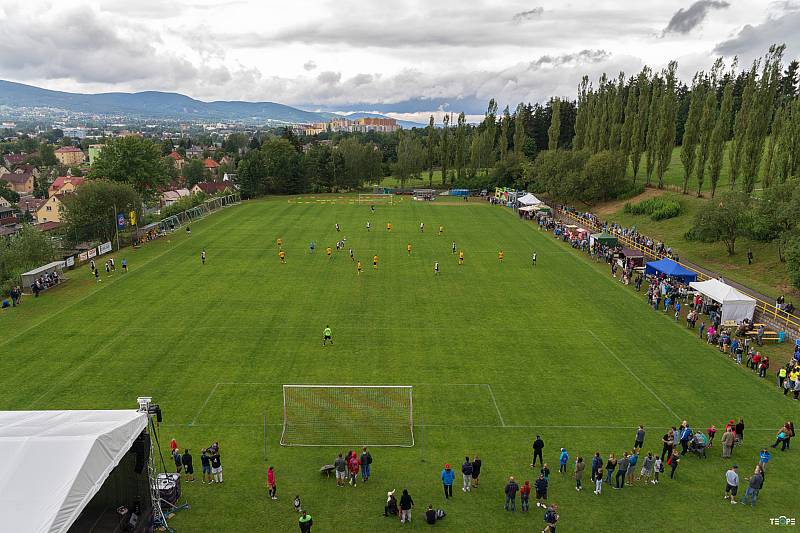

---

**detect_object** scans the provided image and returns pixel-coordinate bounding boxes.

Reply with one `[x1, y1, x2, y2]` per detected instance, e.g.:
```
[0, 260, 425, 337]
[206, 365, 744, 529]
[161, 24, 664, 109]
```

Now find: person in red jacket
[267, 466, 277, 500]
[348, 452, 361, 487]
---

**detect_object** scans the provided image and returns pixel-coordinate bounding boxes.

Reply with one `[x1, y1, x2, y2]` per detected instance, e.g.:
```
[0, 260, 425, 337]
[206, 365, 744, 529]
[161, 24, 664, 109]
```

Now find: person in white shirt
[724, 465, 739, 504]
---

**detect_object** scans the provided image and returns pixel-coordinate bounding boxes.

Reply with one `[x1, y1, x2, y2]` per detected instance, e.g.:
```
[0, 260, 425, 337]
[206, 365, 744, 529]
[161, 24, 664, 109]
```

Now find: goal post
[280, 385, 414, 447]
[358, 193, 393, 205]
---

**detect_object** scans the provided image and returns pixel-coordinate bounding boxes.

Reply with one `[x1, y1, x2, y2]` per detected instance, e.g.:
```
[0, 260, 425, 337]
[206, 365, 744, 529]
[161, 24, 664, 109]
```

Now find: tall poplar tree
[695, 83, 717, 195]
[630, 68, 651, 183]
[548, 98, 562, 151]
[620, 77, 637, 168]
[680, 73, 704, 194]
[573, 76, 590, 150]
[455, 112, 467, 182]
[729, 64, 756, 190]
[513, 103, 527, 158]
[645, 76, 662, 186]
[426, 115, 437, 186]
[441, 113, 450, 185]
[500, 106, 511, 161]
[708, 78, 734, 198]
[656, 62, 678, 189]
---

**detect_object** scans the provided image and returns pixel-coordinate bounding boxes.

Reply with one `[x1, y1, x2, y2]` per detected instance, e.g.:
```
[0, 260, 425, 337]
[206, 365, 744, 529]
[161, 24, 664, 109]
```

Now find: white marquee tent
[0, 410, 148, 533]
[517, 193, 542, 206]
[689, 279, 757, 323]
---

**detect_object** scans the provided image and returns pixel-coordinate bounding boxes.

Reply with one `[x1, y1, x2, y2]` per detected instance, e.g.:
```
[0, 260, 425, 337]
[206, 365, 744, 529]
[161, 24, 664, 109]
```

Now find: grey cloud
[714, 11, 800, 58]
[317, 71, 342, 85]
[663, 0, 730, 35]
[512, 7, 544, 23]
[531, 49, 610, 67]
[351, 73, 374, 86]
[303, 60, 317, 71]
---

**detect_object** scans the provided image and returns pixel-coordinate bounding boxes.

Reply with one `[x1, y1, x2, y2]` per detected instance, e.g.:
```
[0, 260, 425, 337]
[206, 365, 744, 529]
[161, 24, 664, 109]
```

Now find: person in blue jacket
[679, 423, 693, 455]
[559, 448, 569, 473]
[441, 463, 455, 499]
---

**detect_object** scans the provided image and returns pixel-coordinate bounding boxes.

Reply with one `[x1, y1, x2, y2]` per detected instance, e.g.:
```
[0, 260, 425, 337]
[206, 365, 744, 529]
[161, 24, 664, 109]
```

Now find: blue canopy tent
[644, 258, 697, 282]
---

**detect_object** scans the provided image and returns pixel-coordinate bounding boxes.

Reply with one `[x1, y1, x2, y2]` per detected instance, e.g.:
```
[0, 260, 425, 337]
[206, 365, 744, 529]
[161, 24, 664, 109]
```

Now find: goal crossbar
[281, 385, 414, 447]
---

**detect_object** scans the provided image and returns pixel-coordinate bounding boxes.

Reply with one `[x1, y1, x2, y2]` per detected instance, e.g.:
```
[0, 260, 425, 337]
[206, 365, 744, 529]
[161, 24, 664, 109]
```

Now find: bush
[160, 192, 206, 218]
[624, 196, 682, 221]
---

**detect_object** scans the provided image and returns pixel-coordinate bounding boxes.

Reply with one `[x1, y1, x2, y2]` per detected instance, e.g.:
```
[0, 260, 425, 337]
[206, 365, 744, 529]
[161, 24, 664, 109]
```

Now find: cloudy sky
[0, 0, 798, 122]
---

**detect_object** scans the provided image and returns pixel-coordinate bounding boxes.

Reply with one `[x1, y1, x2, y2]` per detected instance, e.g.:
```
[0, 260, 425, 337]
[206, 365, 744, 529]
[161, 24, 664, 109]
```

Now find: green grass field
[1, 196, 797, 532]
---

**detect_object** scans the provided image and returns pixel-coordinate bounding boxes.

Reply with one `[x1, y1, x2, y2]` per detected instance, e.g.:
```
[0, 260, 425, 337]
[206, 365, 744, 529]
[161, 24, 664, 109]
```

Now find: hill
[0, 80, 402, 125]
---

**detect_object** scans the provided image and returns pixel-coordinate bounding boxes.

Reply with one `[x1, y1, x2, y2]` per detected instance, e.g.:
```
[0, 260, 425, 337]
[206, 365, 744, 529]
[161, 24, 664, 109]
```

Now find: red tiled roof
[203, 158, 220, 169]
[36, 221, 62, 232]
[55, 146, 83, 153]
[168, 151, 183, 161]
[50, 176, 85, 191]
[195, 182, 228, 194]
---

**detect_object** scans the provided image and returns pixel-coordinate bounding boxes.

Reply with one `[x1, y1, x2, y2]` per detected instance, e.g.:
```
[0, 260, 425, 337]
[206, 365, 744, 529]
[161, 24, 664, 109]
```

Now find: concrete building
[54, 146, 86, 166]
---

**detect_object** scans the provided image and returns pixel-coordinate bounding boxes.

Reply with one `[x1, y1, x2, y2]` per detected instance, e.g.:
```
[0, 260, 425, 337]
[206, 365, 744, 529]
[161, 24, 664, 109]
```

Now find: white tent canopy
[518, 205, 537, 212]
[689, 279, 757, 323]
[0, 410, 148, 533]
[518, 193, 542, 206]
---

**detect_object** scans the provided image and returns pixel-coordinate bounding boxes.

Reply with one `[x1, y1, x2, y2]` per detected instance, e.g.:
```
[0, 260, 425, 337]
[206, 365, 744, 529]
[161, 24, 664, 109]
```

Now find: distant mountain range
[0, 80, 424, 128]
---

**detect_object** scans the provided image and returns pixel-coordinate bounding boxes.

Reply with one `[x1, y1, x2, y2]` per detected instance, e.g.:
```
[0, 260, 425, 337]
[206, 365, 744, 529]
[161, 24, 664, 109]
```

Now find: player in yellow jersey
[498, 250, 504, 262]
[326, 247, 332, 258]
[438, 225, 443, 236]
[458, 250, 464, 265]
[279, 250, 286, 264]
[357, 260, 363, 274]
[407, 243, 412, 255]
[277, 238, 282, 247]
[387, 223, 392, 232]
[373, 255, 379, 269]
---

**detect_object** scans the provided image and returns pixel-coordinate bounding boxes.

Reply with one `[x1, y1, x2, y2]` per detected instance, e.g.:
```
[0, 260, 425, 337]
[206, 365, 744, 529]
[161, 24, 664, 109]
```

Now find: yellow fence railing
[556, 208, 800, 333]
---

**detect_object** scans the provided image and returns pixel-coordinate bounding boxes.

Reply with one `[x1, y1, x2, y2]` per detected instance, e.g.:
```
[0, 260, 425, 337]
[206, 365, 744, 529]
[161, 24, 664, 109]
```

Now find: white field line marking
[486, 384, 506, 427]
[589, 330, 680, 421]
[0, 204, 241, 350]
[191, 382, 221, 426]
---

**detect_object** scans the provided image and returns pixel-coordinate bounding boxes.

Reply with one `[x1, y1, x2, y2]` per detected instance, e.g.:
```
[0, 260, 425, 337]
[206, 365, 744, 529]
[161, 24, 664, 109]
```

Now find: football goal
[280, 385, 414, 447]
[358, 193, 394, 205]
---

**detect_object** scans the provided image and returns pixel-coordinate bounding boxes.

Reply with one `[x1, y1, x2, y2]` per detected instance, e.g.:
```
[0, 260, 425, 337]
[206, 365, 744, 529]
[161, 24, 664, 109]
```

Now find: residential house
[14, 164, 40, 178]
[54, 146, 86, 166]
[185, 147, 203, 159]
[203, 158, 220, 176]
[160, 188, 191, 207]
[0, 165, 9, 177]
[36, 194, 64, 223]
[0, 196, 11, 209]
[49, 176, 85, 197]
[3, 153, 26, 167]
[191, 182, 228, 195]
[18, 196, 46, 215]
[168, 151, 184, 171]
[2, 171, 34, 194]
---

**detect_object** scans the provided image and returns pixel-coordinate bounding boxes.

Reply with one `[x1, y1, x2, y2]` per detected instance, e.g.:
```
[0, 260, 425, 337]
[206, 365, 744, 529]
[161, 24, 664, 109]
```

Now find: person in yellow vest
[387, 223, 392, 232]
[357, 260, 363, 274]
[438, 225, 443, 236]
[407, 243, 412, 255]
[373, 255, 379, 269]
[778, 366, 788, 388]
[458, 250, 464, 265]
[326, 247, 332, 258]
[277, 238, 282, 247]
[279, 250, 286, 264]
[498, 250, 504, 262]
[434, 261, 440, 275]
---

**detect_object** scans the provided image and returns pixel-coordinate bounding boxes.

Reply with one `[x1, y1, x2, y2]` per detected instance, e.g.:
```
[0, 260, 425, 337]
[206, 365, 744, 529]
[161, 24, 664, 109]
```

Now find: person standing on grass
[735, 419, 745, 446]
[532, 251, 537, 267]
[458, 250, 464, 265]
[201, 249, 206, 265]
[574, 457, 585, 491]
[200, 449, 211, 483]
[724, 465, 739, 504]
[335, 223, 340, 232]
[559, 448, 569, 473]
[349, 247, 354, 261]
[298, 511, 313, 533]
[660, 428, 674, 461]
[334, 453, 347, 487]
[471, 455, 482, 488]
[615, 452, 628, 489]
[360, 447, 372, 482]
[707, 425, 717, 448]
[373, 254, 379, 270]
[498, 250, 504, 262]
[210, 448, 223, 483]
[604, 454, 617, 484]
[399, 489, 414, 524]
[594, 466, 604, 494]
[182, 449, 194, 482]
[461, 456, 473, 492]
[590, 452, 603, 482]
[267, 466, 277, 500]
[452, 241, 457, 254]
[323, 325, 333, 346]
[504, 476, 519, 511]
[366, 221, 371, 231]
[357, 260, 363, 274]
[626, 450, 638, 486]
[634, 425, 646, 450]
[679, 422, 692, 456]
[543, 503, 559, 533]
[172, 448, 182, 474]
[742, 467, 764, 507]
[434, 262, 440, 275]
[441, 463, 455, 499]
[653, 456, 662, 484]
[747, 248, 753, 265]
[532, 435, 544, 467]
[438, 225, 444, 236]
[534, 473, 548, 508]
[668, 449, 680, 479]
[347, 451, 360, 486]
[520, 480, 531, 511]
[721, 427, 735, 458]
[419, 222, 424, 233]
[639, 452, 654, 483]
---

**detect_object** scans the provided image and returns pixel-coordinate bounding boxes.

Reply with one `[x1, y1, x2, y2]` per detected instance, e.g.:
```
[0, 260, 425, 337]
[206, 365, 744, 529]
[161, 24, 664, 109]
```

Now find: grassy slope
[0, 196, 796, 532]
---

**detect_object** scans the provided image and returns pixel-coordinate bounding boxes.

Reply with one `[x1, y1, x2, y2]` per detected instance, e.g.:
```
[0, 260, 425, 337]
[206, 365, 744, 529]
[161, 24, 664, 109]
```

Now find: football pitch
[1, 196, 796, 532]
